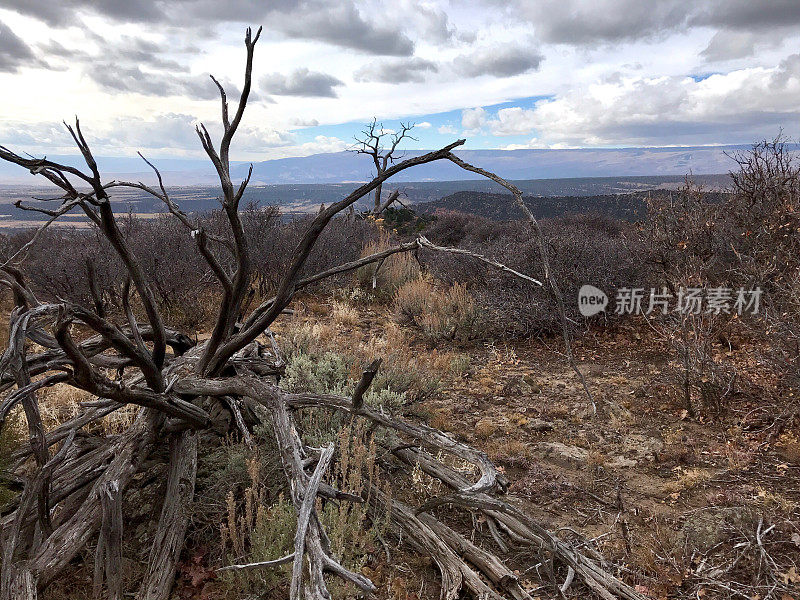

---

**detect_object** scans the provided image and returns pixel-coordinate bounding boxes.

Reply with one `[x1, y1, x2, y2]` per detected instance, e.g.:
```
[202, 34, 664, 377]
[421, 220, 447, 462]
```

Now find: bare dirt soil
[12, 298, 800, 600]
[284, 299, 800, 599]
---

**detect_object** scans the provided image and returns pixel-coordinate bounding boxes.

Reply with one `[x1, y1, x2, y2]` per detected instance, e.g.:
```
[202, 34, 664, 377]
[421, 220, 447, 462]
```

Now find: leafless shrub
[727, 137, 800, 398]
[638, 136, 800, 416]
[419, 210, 645, 336]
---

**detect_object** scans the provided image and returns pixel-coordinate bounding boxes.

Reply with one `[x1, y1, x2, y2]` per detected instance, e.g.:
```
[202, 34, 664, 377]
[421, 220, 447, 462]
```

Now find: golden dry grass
[330, 299, 360, 327]
[356, 235, 420, 296]
[394, 279, 481, 343]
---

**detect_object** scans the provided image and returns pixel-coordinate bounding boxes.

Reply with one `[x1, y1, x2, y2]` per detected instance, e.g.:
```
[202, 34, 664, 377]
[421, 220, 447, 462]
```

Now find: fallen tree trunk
[28, 413, 157, 590]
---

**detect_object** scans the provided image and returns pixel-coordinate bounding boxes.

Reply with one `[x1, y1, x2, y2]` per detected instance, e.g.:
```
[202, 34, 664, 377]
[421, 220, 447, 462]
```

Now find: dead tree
[0, 28, 644, 600]
[352, 118, 416, 213]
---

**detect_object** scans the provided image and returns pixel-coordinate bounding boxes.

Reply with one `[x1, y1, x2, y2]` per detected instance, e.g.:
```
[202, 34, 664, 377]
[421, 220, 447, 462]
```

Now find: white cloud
[2, 0, 800, 159]
[461, 107, 487, 134]
[503, 54, 800, 146]
[295, 135, 349, 155]
[416, 121, 432, 128]
[487, 107, 538, 136]
[498, 137, 542, 150]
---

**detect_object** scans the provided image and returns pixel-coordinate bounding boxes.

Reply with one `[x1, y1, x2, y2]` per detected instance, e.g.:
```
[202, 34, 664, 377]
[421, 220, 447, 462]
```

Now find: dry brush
[0, 28, 643, 600]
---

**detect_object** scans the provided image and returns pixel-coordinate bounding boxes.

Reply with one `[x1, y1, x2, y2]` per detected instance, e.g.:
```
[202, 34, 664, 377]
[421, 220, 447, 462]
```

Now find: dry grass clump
[279, 314, 441, 402]
[218, 419, 389, 598]
[663, 467, 715, 495]
[37, 383, 90, 428]
[447, 353, 472, 378]
[420, 282, 482, 343]
[356, 235, 419, 298]
[394, 279, 482, 344]
[34, 383, 138, 435]
[330, 299, 359, 327]
[487, 438, 532, 468]
[394, 277, 431, 325]
[473, 417, 498, 439]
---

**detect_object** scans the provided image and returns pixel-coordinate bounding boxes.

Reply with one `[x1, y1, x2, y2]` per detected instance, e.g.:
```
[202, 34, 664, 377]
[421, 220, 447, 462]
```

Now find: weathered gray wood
[291, 443, 334, 600]
[27, 415, 156, 589]
[137, 431, 198, 600]
[94, 481, 123, 600]
[366, 486, 500, 600]
[351, 358, 382, 412]
[6, 568, 35, 600]
[260, 399, 376, 599]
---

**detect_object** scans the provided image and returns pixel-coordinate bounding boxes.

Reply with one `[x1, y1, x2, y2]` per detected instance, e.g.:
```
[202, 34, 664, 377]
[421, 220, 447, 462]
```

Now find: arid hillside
[0, 27, 797, 600]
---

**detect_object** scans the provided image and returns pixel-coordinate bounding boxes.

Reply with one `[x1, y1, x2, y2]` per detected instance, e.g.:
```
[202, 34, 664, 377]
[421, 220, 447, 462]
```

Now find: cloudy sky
[0, 0, 799, 161]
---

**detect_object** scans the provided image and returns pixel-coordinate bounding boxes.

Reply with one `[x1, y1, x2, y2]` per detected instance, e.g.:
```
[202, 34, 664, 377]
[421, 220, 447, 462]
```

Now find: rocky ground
[287, 299, 800, 599]
[10, 296, 800, 600]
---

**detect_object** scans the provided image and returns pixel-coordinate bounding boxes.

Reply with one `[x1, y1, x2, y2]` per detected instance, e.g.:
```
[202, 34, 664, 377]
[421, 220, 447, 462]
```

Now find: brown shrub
[394, 279, 482, 343]
[418, 210, 646, 337]
[356, 234, 419, 298]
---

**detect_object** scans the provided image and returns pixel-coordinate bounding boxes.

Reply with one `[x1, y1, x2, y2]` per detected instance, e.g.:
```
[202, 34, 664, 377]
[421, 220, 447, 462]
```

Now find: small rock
[607, 456, 638, 469]
[504, 375, 543, 396]
[474, 418, 498, 439]
[678, 507, 757, 552]
[537, 442, 589, 466]
[523, 418, 555, 433]
[622, 434, 664, 462]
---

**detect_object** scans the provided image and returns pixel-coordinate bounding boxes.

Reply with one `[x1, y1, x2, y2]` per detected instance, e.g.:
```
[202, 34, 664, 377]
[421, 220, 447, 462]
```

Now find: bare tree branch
[445, 152, 597, 412]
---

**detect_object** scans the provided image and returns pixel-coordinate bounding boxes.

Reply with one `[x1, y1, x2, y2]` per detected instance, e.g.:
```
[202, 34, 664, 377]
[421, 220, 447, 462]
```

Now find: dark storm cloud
[508, 0, 800, 46]
[272, 3, 414, 56]
[5, 0, 414, 56]
[354, 57, 438, 83]
[453, 44, 543, 78]
[0, 21, 42, 72]
[689, 0, 800, 31]
[260, 68, 344, 98]
[90, 65, 220, 99]
[507, 0, 685, 45]
[0, 0, 165, 26]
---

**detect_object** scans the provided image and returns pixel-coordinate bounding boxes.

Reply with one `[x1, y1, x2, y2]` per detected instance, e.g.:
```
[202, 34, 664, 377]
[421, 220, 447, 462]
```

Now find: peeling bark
[138, 431, 198, 600]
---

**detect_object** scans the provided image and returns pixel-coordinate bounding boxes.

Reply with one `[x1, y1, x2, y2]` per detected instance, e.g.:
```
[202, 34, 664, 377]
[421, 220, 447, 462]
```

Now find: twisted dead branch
[444, 153, 598, 413]
[0, 25, 644, 600]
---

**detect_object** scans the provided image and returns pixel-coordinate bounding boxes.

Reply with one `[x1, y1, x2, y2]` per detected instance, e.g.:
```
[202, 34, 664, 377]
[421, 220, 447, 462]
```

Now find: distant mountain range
[0, 145, 755, 186]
